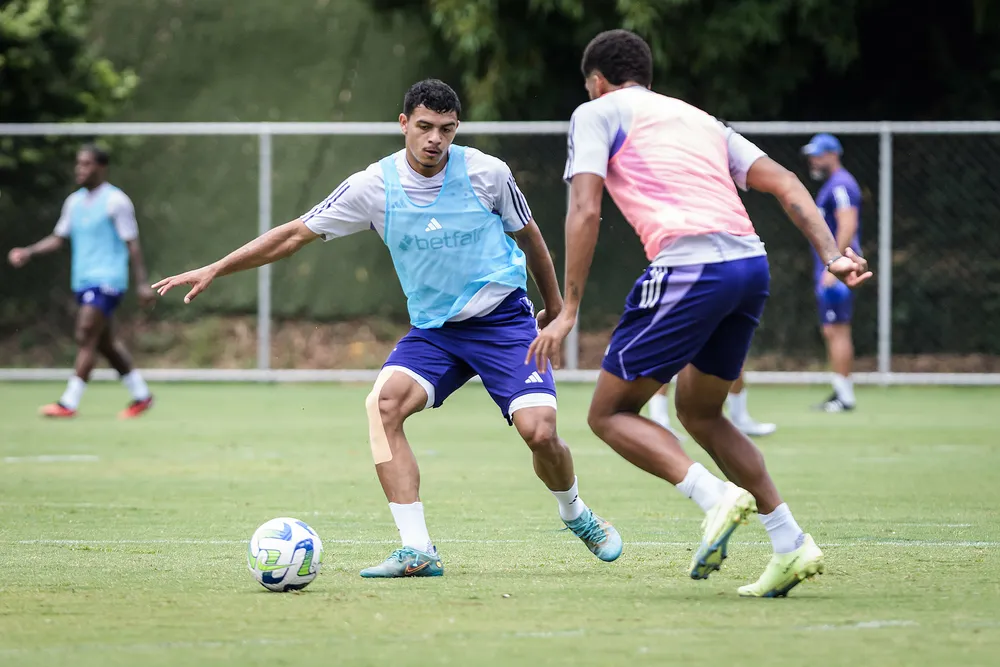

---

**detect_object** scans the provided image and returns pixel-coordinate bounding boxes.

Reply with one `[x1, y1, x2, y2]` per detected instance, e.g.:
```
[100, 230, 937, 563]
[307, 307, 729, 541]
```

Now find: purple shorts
[384, 289, 556, 423]
[602, 256, 770, 384]
[75, 285, 123, 318]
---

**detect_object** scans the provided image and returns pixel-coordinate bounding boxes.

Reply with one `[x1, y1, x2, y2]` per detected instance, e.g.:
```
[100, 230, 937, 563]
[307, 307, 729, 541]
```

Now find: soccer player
[648, 370, 775, 438]
[7, 145, 155, 418]
[153, 79, 622, 578]
[528, 31, 871, 597]
[802, 133, 861, 412]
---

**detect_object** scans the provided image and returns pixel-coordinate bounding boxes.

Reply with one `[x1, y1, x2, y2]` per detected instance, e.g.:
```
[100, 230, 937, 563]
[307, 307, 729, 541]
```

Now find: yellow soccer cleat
[738, 533, 825, 597]
[689, 482, 757, 579]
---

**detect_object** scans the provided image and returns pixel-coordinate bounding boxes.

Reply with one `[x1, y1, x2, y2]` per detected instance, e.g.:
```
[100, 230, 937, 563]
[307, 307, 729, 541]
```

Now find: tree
[0, 0, 137, 326]
[371, 0, 1000, 122]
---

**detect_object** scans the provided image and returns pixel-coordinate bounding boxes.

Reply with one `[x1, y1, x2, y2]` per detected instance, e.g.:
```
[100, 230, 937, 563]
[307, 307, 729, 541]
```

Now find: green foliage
[372, 0, 1000, 122]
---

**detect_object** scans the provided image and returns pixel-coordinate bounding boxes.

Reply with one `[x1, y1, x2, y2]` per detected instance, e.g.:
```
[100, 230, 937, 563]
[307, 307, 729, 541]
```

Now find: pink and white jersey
[564, 86, 768, 266]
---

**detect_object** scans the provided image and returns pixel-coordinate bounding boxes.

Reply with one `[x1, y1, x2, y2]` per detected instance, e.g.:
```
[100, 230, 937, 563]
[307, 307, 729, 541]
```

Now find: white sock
[760, 503, 805, 554]
[675, 462, 727, 513]
[649, 393, 670, 427]
[726, 390, 749, 423]
[122, 370, 151, 401]
[59, 376, 86, 410]
[388, 502, 433, 553]
[550, 476, 588, 521]
[831, 374, 855, 405]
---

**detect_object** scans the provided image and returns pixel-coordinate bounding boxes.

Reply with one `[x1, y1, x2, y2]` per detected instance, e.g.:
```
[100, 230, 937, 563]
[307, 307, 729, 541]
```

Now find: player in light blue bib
[7, 145, 156, 419]
[154, 80, 623, 577]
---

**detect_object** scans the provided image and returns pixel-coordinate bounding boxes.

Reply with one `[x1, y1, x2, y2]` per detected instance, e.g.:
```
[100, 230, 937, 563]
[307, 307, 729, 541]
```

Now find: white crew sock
[550, 476, 588, 521]
[675, 462, 727, 513]
[122, 370, 151, 401]
[760, 502, 805, 554]
[726, 390, 750, 423]
[648, 393, 670, 428]
[831, 374, 855, 406]
[388, 502, 433, 553]
[59, 376, 86, 410]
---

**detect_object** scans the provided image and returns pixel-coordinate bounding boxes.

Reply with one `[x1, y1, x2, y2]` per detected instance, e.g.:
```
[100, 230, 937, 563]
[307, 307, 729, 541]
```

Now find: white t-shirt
[53, 182, 139, 241]
[563, 86, 769, 266]
[303, 146, 534, 320]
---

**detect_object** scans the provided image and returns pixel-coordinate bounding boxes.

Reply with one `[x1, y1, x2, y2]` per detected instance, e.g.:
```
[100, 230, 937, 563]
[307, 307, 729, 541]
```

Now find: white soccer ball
[247, 517, 324, 592]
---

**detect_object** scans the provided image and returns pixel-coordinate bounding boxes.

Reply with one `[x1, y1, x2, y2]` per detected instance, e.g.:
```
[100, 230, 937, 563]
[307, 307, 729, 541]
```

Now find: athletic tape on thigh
[365, 369, 396, 465]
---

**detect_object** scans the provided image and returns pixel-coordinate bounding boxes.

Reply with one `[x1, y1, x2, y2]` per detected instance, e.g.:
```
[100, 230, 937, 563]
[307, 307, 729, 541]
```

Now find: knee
[74, 322, 98, 347]
[518, 415, 562, 455]
[675, 396, 723, 433]
[371, 390, 409, 431]
[586, 403, 609, 438]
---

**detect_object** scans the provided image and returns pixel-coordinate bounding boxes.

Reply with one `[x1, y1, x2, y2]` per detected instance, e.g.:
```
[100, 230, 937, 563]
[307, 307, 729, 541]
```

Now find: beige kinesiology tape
[365, 369, 396, 464]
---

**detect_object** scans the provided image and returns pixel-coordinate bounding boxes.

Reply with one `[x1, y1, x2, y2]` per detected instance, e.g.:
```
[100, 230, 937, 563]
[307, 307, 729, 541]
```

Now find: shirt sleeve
[719, 122, 767, 191]
[563, 101, 615, 182]
[52, 196, 73, 238]
[301, 170, 380, 241]
[488, 160, 533, 233]
[832, 180, 862, 210]
[109, 191, 139, 242]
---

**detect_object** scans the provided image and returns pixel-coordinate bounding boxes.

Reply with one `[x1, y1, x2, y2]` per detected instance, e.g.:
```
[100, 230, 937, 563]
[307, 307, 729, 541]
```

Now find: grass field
[1, 381, 998, 666]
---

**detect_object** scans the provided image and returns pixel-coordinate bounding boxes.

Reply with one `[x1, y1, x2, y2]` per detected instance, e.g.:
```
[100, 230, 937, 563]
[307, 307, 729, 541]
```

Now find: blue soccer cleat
[564, 509, 623, 562]
[359, 546, 444, 578]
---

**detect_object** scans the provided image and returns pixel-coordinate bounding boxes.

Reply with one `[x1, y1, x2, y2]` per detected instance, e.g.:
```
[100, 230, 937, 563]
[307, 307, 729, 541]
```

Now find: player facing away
[7, 145, 155, 419]
[649, 370, 775, 438]
[528, 30, 871, 597]
[153, 79, 622, 578]
[802, 133, 861, 412]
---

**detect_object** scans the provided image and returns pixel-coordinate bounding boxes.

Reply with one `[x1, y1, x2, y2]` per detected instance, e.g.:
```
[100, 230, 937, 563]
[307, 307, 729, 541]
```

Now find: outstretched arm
[153, 220, 318, 303]
[746, 157, 871, 287]
[525, 172, 604, 371]
[7, 235, 65, 267]
[512, 221, 562, 326]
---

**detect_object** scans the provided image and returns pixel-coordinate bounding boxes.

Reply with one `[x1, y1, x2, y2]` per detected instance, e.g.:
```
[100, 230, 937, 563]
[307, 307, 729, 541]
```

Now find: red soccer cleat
[39, 403, 77, 418]
[119, 396, 154, 420]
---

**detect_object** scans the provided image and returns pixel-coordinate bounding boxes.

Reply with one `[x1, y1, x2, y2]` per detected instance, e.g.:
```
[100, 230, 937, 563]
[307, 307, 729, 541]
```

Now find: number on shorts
[638, 268, 666, 309]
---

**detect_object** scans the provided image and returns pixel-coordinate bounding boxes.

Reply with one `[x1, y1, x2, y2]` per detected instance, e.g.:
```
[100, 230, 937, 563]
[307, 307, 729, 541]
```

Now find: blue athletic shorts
[815, 277, 854, 325]
[75, 285, 124, 318]
[384, 289, 556, 422]
[602, 256, 770, 384]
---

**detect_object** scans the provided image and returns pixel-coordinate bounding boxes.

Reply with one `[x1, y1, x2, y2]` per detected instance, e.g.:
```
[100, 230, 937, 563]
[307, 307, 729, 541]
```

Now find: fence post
[563, 182, 579, 370]
[877, 125, 893, 382]
[257, 129, 273, 371]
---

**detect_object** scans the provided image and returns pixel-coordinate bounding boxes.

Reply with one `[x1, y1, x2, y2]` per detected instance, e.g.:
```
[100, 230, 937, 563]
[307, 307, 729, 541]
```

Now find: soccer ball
[247, 517, 324, 592]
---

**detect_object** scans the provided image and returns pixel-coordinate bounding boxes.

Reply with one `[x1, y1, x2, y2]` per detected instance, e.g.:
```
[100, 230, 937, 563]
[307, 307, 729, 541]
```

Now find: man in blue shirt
[802, 133, 862, 412]
[8, 145, 156, 419]
[153, 80, 623, 579]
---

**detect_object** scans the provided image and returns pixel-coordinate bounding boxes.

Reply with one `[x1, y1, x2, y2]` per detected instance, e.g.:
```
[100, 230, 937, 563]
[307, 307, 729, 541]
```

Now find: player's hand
[7, 247, 30, 268]
[526, 312, 575, 374]
[136, 284, 158, 307]
[828, 248, 872, 288]
[535, 303, 562, 330]
[821, 270, 838, 288]
[152, 266, 217, 303]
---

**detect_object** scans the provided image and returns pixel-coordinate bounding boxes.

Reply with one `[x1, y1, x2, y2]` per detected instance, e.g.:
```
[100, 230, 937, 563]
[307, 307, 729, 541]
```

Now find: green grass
[1, 382, 999, 666]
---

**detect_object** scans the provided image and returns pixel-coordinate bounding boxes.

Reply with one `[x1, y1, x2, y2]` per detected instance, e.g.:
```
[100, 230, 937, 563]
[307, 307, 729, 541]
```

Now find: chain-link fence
[1, 121, 999, 381]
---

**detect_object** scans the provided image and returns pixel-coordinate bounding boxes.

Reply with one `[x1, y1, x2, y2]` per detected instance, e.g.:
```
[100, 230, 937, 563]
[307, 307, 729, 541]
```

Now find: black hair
[79, 143, 110, 166]
[581, 29, 653, 88]
[403, 79, 461, 118]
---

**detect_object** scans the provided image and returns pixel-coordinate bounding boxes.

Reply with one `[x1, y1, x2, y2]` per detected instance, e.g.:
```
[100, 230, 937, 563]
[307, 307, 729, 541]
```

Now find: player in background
[154, 79, 622, 578]
[528, 30, 870, 597]
[7, 145, 155, 418]
[802, 134, 861, 412]
[648, 370, 775, 438]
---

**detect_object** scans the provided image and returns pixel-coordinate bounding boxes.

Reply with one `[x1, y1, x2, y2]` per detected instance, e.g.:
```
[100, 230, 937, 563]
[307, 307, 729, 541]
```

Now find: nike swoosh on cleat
[404, 561, 430, 575]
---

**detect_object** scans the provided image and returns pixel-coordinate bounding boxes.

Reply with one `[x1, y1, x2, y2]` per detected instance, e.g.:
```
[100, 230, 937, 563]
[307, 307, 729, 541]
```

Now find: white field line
[2, 455, 99, 463]
[11, 538, 1000, 548]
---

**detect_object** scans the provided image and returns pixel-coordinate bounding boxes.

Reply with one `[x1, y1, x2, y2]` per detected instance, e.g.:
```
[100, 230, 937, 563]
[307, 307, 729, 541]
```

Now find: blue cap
[801, 133, 843, 157]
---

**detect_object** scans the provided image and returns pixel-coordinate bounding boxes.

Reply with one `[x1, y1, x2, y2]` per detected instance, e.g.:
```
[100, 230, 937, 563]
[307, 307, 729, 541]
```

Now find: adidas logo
[524, 372, 544, 384]
[424, 218, 442, 232]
